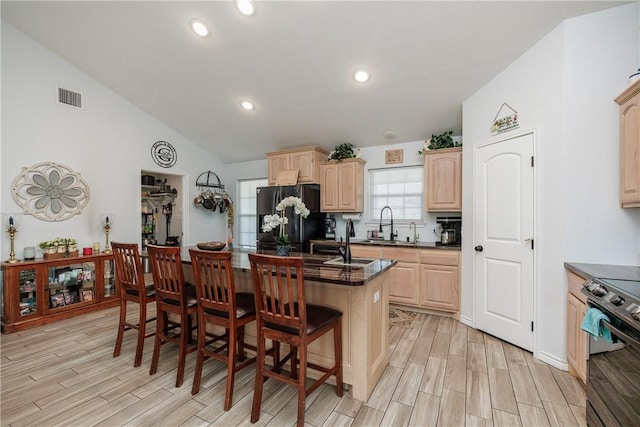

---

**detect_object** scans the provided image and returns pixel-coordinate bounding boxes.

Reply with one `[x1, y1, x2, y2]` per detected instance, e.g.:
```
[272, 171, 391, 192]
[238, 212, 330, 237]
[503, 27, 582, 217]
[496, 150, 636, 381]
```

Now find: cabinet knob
[474, 245, 484, 252]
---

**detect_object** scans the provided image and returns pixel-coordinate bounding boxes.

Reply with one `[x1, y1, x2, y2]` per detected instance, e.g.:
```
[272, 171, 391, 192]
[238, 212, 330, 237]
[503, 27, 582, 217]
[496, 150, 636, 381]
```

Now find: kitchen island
[174, 248, 396, 402]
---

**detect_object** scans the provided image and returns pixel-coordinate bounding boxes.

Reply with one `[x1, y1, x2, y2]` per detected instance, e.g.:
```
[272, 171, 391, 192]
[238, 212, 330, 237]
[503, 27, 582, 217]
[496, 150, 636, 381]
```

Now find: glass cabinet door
[18, 268, 37, 316]
[48, 262, 96, 309]
[103, 259, 115, 298]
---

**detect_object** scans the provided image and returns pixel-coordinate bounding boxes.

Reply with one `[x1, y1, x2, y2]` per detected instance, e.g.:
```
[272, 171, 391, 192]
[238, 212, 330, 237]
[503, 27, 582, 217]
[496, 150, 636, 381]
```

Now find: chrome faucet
[379, 205, 398, 241]
[409, 221, 418, 243]
[338, 219, 352, 264]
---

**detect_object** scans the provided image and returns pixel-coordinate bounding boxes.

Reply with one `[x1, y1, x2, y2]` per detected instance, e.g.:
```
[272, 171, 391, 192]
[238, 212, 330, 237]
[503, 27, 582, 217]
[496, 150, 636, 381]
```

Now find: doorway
[473, 131, 535, 351]
[140, 170, 184, 249]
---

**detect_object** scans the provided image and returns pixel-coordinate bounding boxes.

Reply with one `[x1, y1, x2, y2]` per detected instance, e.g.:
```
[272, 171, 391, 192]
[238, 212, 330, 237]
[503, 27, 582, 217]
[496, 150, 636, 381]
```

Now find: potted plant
[261, 196, 310, 256]
[328, 143, 358, 162]
[418, 131, 462, 155]
[39, 237, 77, 258]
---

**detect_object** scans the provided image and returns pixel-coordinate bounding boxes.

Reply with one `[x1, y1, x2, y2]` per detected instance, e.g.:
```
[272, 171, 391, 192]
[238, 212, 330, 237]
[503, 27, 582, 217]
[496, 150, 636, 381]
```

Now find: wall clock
[151, 140, 177, 168]
[11, 162, 90, 221]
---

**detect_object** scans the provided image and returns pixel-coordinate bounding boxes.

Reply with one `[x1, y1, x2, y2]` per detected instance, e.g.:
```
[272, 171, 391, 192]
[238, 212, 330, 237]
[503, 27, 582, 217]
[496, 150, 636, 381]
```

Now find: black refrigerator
[256, 184, 324, 253]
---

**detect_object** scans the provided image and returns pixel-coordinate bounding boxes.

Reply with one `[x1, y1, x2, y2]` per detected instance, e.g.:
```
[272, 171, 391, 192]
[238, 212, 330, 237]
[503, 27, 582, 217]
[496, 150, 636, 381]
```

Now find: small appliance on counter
[436, 216, 461, 246]
[324, 214, 336, 239]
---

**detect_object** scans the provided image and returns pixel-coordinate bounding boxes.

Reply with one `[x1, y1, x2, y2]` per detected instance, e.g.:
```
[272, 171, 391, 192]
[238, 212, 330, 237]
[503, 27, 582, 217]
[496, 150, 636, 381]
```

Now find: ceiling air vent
[57, 87, 82, 108]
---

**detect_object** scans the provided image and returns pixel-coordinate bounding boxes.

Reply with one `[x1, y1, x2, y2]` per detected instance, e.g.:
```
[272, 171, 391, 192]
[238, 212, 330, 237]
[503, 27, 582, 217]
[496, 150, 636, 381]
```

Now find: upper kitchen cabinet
[423, 147, 462, 211]
[320, 158, 365, 212]
[615, 80, 640, 208]
[266, 146, 329, 185]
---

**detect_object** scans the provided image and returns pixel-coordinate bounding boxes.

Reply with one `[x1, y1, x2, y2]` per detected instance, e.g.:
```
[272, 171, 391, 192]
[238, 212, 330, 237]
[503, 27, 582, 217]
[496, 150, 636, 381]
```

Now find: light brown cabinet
[2, 253, 117, 334]
[615, 80, 640, 208]
[566, 270, 587, 384]
[418, 250, 460, 312]
[319, 158, 365, 212]
[423, 147, 462, 211]
[266, 146, 328, 185]
[351, 244, 459, 311]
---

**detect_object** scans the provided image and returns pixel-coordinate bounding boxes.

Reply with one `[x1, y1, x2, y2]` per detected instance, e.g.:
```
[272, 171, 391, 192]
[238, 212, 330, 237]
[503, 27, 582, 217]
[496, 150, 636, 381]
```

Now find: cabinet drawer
[419, 250, 460, 266]
[350, 245, 382, 259]
[567, 270, 587, 304]
[382, 247, 419, 263]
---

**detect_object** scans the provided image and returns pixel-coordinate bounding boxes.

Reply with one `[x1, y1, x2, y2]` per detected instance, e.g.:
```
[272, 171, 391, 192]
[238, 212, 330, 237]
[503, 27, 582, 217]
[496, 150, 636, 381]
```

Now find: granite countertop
[158, 247, 397, 287]
[311, 239, 461, 251]
[564, 262, 640, 281]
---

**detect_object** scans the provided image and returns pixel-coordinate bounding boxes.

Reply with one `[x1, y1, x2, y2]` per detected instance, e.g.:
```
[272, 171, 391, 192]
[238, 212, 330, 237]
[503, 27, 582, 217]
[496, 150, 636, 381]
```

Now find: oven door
[586, 300, 640, 427]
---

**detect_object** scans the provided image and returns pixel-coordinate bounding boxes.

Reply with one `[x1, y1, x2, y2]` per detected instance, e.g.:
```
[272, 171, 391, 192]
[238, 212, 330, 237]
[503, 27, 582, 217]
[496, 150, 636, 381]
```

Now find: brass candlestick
[100, 213, 114, 254]
[102, 223, 112, 254]
[6, 224, 19, 263]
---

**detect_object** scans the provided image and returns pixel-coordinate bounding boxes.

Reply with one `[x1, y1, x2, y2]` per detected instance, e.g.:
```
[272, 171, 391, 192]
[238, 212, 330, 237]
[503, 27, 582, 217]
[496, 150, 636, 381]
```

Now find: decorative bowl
[196, 241, 226, 251]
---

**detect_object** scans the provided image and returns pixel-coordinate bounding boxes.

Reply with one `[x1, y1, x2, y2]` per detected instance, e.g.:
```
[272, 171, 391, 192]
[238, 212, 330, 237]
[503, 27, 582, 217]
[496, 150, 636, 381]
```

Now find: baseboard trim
[459, 314, 473, 327]
[535, 350, 568, 371]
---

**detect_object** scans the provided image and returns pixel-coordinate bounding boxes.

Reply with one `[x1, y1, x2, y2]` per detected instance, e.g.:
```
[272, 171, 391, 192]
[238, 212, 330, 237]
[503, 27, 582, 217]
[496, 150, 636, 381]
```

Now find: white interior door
[473, 132, 535, 351]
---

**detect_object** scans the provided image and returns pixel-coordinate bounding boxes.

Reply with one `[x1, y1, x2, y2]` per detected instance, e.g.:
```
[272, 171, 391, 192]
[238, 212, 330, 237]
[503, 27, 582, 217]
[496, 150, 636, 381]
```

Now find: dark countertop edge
[346, 240, 461, 250]
[564, 262, 640, 282]
[155, 247, 398, 287]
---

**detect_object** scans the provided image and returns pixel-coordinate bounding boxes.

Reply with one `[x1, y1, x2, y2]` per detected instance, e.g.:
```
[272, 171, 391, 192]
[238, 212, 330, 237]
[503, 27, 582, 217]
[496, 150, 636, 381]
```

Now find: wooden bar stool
[189, 249, 259, 409]
[147, 244, 198, 387]
[111, 242, 156, 367]
[248, 253, 343, 426]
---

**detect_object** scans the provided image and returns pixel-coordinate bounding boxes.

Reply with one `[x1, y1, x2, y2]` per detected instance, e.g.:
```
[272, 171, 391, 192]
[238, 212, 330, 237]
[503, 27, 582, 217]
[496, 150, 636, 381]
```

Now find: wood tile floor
[1, 305, 586, 426]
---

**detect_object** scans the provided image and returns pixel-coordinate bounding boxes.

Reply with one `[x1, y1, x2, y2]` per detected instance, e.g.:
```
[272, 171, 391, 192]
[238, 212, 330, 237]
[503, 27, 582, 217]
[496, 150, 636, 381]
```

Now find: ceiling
[1, 1, 628, 163]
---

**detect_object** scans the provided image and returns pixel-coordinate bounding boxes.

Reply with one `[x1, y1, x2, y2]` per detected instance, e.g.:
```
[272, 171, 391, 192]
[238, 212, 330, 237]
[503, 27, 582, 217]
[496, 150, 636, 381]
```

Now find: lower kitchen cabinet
[419, 264, 460, 312]
[351, 244, 460, 312]
[2, 253, 118, 333]
[389, 262, 420, 305]
[566, 270, 588, 384]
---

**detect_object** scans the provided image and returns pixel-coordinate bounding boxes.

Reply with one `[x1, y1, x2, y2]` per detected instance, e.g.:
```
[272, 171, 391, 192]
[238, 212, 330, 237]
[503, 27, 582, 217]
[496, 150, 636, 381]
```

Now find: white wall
[1, 22, 229, 258]
[462, 3, 639, 367]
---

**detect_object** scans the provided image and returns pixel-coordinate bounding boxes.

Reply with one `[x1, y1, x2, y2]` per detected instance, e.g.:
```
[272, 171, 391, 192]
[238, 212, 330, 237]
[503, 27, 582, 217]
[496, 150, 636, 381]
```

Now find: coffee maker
[436, 216, 461, 246]
[324, 214, 337, 240]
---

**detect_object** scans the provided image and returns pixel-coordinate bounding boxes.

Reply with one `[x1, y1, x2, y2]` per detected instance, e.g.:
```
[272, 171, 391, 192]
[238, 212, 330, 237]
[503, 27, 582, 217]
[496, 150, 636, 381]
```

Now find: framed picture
[81, 289, 94, 302]
[64, 292, 77, 305]
[385, 149, 403, 164]
[50, 293, 65, 308]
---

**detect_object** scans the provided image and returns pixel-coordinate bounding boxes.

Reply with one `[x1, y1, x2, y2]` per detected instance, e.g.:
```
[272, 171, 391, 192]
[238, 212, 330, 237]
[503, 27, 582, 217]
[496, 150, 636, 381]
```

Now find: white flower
[262, 196, 309, 245]
[261, 214, 288, 232]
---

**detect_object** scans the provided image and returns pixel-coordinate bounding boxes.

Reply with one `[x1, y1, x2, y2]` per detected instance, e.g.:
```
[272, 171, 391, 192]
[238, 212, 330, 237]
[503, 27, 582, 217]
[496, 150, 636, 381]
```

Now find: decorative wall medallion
[151, 140, 177, 168]
[12, 162, 90, 221]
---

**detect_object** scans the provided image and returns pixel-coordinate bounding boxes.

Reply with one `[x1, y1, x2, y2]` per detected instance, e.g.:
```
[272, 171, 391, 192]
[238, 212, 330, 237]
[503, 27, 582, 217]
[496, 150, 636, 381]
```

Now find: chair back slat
[249, 254, 305, 332]
[189, 249, 234, 312]
[112, 242, 144, 294]
[147, 245, 187, 303]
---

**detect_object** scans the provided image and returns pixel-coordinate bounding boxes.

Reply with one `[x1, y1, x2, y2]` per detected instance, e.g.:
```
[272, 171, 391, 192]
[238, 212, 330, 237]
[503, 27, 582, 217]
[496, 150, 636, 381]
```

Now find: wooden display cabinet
[266, 146, 329, 185]
[615, 80, 640, 208]
[319, 158, 365, 212]
[423, 147, 462, 211]
[2, 253, 117, 333]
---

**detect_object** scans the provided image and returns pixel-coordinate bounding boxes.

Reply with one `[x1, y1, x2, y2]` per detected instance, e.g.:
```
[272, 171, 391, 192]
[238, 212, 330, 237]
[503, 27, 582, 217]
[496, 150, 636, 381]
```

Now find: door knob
[474, 245, 484, 252]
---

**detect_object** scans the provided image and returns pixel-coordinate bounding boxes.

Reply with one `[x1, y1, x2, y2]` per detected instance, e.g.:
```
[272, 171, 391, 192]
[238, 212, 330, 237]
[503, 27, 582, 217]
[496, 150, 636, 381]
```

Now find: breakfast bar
[180, 248, 397, 402]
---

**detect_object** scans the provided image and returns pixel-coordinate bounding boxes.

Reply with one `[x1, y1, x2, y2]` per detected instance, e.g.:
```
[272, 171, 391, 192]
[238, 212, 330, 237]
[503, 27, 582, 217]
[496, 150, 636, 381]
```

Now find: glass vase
[276, 245, 291, 257]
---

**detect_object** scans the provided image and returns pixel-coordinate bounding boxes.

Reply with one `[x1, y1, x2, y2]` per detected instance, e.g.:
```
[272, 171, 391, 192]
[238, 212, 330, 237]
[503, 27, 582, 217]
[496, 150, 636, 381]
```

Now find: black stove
[581, 277, 640, 427]
[583, 277, 640, 331]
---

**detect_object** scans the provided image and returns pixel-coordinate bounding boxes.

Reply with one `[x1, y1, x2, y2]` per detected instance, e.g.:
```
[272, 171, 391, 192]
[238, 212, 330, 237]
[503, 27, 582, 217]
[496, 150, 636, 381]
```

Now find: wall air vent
[57, 87, 82, 108]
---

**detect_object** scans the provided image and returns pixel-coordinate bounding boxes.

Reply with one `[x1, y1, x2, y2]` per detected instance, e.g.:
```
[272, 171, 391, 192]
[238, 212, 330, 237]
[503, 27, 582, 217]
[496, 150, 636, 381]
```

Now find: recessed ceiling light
[236, 0, 256, 16]
[383, 131, 397, 140]
[190, 19, 209, 37]
[240, 100, 255, 111]
[353, 68, 370, 83]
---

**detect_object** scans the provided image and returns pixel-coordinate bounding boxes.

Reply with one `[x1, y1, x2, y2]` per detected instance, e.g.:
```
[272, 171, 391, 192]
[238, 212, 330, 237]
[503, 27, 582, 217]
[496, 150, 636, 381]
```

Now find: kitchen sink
[323, 257, 378, 267]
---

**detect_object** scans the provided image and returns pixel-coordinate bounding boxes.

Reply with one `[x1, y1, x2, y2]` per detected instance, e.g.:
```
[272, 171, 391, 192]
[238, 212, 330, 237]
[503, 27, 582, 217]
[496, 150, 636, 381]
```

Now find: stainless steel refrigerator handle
[602, 320, 640, 347]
